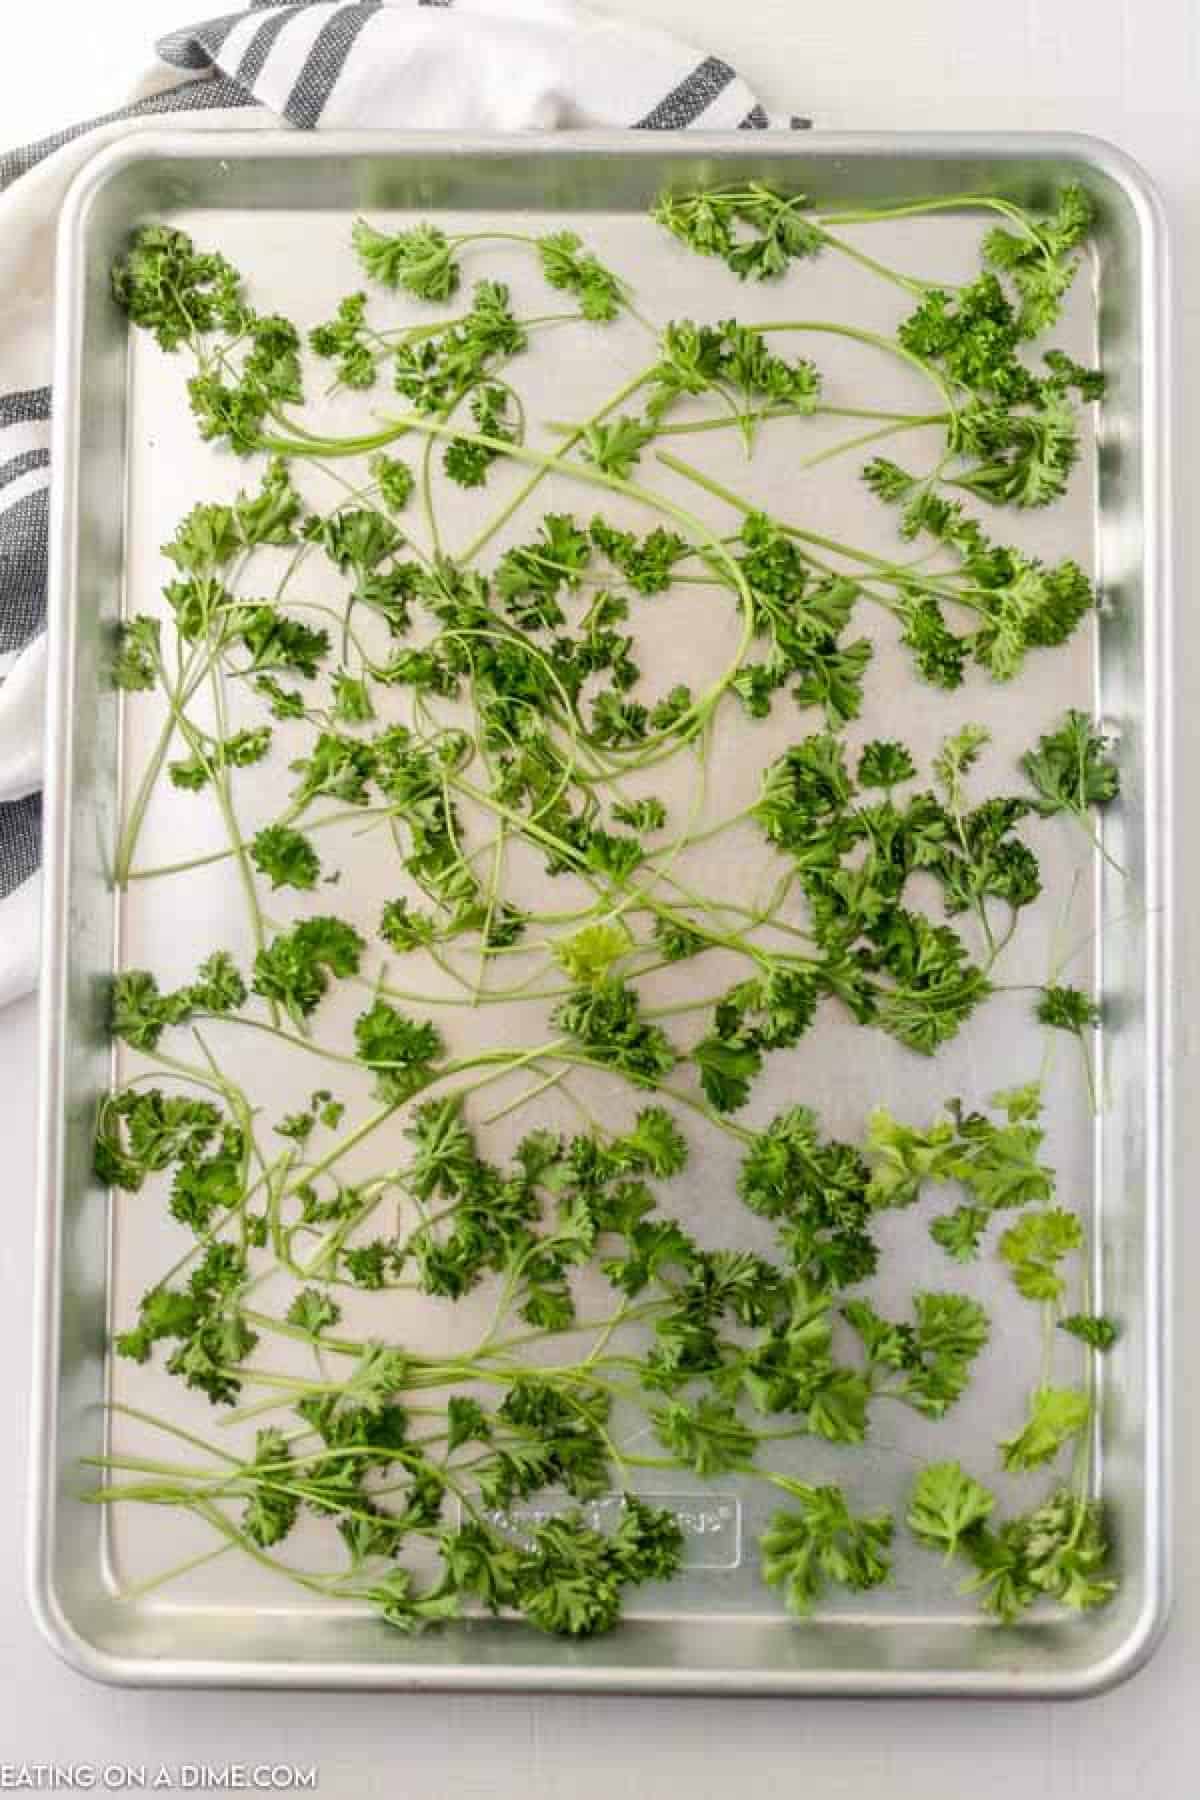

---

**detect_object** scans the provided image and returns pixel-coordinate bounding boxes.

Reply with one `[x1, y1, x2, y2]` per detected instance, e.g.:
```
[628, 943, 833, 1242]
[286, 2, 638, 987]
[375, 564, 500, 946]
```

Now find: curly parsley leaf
[250, 824, 322, 891]
[538, 231, 627, 320]
[1059, 1312, 1118, 1351]
[353, 218, 459, 301]
[653, 183, 824, 282]
[113, 616, 161, 691]
[252, 917, 365, 1026]
[353, 1000, 443, 1104]
[554, 980, 677, 1086]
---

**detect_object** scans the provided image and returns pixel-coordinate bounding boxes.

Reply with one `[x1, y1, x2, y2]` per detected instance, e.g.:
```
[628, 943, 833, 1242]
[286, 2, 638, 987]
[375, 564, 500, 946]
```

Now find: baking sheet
[32, 133, 1169, 1693]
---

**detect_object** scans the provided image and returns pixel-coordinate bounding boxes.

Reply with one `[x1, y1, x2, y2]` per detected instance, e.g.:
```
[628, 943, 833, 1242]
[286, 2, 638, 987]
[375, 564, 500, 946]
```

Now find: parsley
[582, 416, 655, 480]
[864, 475, 1096, 680]
[999, 1385, 1091, 1471]
[309, 507, 402, 580]
[611, 797, 666, 833]
[353, 219, 459, 301]
[653, 915, 704, 962]
[250, 825, 321, 891]
[510, 1501, 683, 1637]
[909, 1465, 1114, 1619]
[444, 385, 517, 488]
[998, 1209, 1084, 1302]
[844, 1291, 989, 1417]
[590, 517, 690, 594]
[652, 1397, 755, 1475]
[555, 981, 677, 1085]
[738, 1107, 875, 1290]
[190, 951, 247, 1014]
[238, 607, 330, 678]
[332, 671, 375, 725]
[1059, 1313, 1118, 1351]
[866, 1085, 1053, 1259]
[109, 952, 247, 1052]
[496, 512, 590, 629]
[692, 1034, 763, 1112]
[537, 231, 627, 320]
[760, 1483, 893, 1615]
[393, 281, 526, 414]
[310, 292, 376, 389]
[981, 185, 1093, 337]
[112, 225, 243, 350]
[112, 615, 161, 691]
[554, 923, 631, 987]
[115, 1242, 257, 1405]
[370, 452, 414, 511]
[255, 674, 307, 721]
[102, 189, 1119, 1639]
[952, 395, 1080, 509]
[858, 739, 916, 789]
[241, 1429, 300, 1548]
[289, 731, 374, 807]
[653, 183, 825, 281]
[224, 723, 271, 766]
[907, 1461, 996, 1558]
[353, 1000, 443, 1103]
[864, 1110, 958, 1210]
[1021, 710, 1120, 818]
[1037, 984, 1100, 1034]
[95, 1089, 224, 1193]
[379, 897, 438, 952]
[252, 917, 365, 1026]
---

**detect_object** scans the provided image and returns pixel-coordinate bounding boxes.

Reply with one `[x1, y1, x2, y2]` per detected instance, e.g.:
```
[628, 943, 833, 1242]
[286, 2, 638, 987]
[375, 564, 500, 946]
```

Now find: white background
[0, 1, 1195, 1793]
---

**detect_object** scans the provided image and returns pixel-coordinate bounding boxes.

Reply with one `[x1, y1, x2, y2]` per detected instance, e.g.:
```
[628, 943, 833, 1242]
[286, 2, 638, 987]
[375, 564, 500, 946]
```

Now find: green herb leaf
[999, 1385, 1090, 1471]
[907, 1461, 996, 1558]
[760, 1483, 893, 1616]
[250, 824, 322, 891]
[353, 219, 459, 300]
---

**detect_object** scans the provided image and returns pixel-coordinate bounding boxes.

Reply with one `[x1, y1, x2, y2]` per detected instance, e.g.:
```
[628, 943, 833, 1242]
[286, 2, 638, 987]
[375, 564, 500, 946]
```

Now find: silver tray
[31, 129, 1171, 1694]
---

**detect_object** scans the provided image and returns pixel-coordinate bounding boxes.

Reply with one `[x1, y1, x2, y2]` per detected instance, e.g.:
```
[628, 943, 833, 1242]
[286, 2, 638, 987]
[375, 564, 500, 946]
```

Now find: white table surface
[1, 2, 1195, 1792]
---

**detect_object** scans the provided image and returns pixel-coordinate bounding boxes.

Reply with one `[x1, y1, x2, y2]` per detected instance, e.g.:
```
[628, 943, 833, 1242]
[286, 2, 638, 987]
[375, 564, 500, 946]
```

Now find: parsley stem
[457, 368, 654, 563]
[480, 1063, 570, 1126]
[114, 640, 215, 883]
[657, 448, 960, 581]
[817, 194, 1032, 229]
[753, 319, 958, 418]
[106, 1400, 244, 1465]
[816, 228, 937, 296]
[116, 1542, 236, 1602]
[207, 661, 271, 967]
[792, 416, 945, 474]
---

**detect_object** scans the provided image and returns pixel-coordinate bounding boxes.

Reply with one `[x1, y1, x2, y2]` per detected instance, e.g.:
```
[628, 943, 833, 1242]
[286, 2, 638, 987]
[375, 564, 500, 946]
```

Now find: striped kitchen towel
[0, 0, 800, 1008]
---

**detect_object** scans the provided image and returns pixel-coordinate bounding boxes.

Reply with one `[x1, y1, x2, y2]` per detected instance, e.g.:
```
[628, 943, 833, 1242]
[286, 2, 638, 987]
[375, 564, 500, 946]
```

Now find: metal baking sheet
[31, 130, 1170, 1694]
